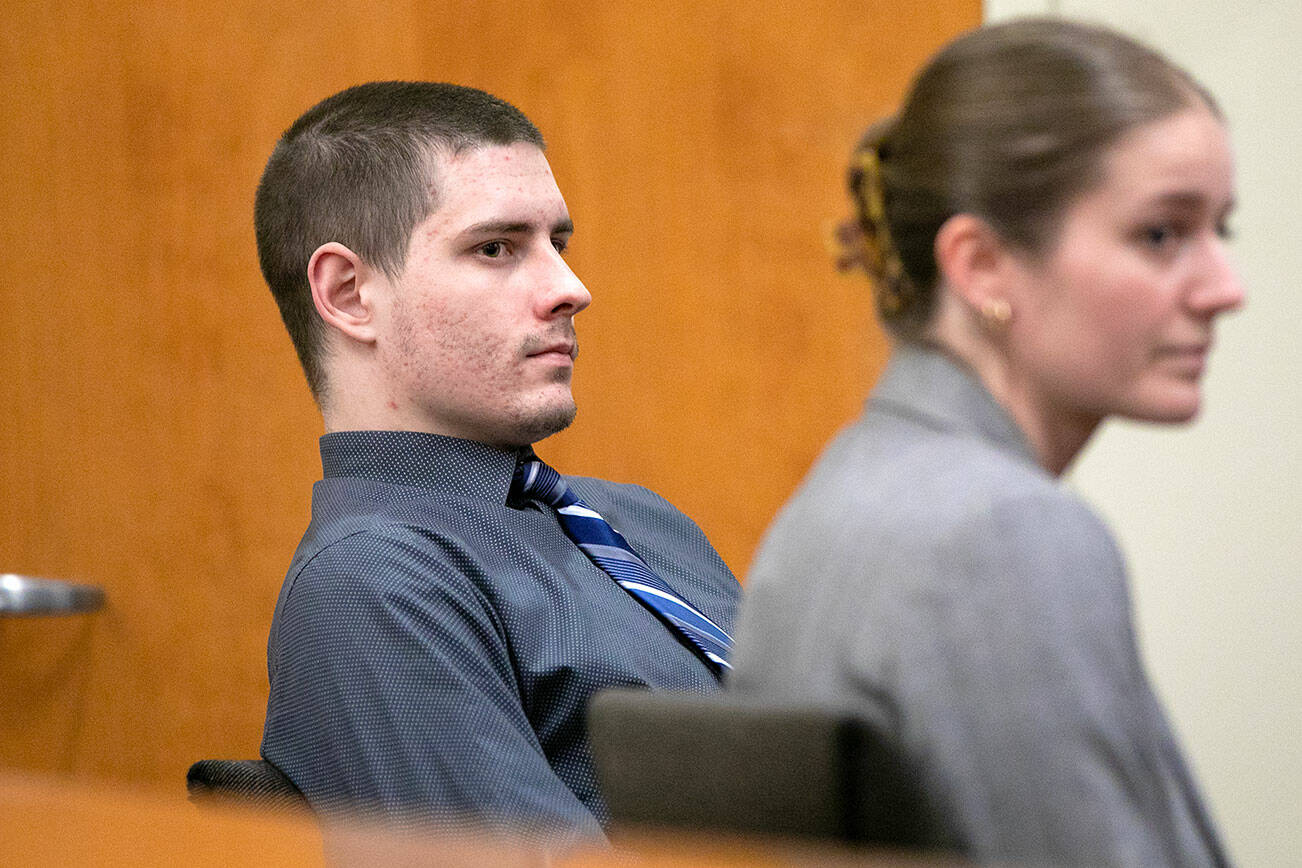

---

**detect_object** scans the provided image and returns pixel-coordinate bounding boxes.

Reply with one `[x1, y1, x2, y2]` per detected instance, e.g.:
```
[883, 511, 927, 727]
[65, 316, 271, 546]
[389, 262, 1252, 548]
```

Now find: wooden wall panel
[0, 0, 979, 789]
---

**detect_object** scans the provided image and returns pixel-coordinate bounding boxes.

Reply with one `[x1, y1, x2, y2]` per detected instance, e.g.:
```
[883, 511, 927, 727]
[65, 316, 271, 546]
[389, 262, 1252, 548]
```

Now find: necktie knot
[513, 457, 574, 509]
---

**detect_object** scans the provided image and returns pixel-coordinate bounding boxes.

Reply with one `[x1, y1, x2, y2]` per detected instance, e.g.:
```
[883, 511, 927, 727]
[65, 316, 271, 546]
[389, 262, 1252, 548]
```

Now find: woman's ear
[933, 214, 1017, 319]
[307, 242, 382, 344]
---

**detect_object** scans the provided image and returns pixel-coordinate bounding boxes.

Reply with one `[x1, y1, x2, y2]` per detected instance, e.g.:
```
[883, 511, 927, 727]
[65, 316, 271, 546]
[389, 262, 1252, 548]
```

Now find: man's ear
[307, 242, 382, 344]
[933, 213, 1019, 317]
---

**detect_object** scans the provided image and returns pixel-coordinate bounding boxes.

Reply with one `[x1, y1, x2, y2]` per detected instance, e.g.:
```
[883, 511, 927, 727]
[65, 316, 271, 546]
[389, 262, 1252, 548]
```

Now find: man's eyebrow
[460, 217, 575, 237]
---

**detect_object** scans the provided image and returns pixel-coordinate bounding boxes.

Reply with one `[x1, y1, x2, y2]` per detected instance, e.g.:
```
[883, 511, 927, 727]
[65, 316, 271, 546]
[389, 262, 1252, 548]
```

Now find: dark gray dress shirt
[730, 344, 1227, 867]
[261, 431, 739, 841]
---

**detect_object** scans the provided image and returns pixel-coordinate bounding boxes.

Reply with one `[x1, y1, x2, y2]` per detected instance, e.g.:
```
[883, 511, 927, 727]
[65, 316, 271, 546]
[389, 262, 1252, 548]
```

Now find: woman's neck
[922, 300, 1101, 477]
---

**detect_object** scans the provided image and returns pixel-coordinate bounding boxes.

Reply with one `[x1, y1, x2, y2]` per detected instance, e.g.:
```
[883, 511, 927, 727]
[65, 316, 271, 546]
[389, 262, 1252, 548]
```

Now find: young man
[255, 82, 738, 841]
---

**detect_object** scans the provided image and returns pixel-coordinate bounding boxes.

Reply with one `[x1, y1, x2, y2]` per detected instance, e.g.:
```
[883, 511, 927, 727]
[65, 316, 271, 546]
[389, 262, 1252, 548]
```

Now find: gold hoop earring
[980, 298, 1013, 327]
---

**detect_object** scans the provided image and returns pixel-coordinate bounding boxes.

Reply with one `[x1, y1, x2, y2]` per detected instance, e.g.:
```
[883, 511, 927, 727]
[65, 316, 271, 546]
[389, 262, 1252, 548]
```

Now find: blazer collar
[869, 341, 1039, 467]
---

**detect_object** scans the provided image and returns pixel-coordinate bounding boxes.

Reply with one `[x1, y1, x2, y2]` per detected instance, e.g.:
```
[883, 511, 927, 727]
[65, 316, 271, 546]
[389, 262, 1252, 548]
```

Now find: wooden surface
[0, 773, 323, 867]
[0, 772, 962, 867]
[0, 0, 979, 788]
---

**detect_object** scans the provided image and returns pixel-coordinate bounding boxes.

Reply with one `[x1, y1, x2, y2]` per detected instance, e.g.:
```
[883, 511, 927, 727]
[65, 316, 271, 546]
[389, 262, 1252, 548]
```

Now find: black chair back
[587, 689, 947, 848]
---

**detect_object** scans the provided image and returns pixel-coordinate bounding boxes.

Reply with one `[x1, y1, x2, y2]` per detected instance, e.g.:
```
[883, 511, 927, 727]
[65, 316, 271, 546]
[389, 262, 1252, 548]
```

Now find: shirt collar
[319, 430, 531, 504]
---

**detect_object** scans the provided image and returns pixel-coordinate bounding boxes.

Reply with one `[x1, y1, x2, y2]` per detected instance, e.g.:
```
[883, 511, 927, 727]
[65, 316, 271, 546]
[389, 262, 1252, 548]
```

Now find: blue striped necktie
[513, 456, 732, 677]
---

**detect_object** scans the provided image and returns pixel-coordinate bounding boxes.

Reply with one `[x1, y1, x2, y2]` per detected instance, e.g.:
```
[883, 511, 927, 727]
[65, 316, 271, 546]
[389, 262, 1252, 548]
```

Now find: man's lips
[528, 342, 577, 361]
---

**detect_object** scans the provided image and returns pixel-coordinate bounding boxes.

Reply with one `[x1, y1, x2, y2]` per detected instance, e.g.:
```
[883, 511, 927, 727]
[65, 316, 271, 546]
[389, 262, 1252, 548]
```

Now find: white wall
[985, 2, 1302, 864]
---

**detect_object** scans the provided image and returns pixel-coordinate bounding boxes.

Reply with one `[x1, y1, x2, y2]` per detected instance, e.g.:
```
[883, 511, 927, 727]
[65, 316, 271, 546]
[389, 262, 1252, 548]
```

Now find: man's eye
[552, 238, 569, 254]
[479, 241, 507, 258]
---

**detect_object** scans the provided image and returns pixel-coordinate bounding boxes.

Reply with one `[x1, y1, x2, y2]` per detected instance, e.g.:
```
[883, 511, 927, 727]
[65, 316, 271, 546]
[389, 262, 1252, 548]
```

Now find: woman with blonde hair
[731, 18, 1241, 866]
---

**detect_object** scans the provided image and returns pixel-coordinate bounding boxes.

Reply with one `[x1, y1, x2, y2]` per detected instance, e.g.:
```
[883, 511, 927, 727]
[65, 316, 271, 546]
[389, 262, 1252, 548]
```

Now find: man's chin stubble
[511, 401, 578, 446]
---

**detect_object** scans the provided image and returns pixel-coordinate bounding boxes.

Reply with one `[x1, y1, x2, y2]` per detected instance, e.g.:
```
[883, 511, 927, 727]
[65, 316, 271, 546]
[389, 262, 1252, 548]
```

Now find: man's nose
[538, 251, 592, 318]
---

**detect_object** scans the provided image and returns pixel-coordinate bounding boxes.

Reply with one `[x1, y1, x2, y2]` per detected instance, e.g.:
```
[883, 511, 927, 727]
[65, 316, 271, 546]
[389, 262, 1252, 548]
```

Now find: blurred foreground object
[0, 573, 104, 616]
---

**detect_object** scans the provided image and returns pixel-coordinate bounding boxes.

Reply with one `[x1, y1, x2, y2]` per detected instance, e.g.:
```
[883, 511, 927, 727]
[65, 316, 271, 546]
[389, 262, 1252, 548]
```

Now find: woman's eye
[1138, 221, 1196, 254]
[1142, 225, 1174, 247]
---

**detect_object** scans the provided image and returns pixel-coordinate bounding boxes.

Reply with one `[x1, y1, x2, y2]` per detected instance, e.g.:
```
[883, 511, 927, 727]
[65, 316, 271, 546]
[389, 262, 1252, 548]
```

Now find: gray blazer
[731, 343, 1227, 866]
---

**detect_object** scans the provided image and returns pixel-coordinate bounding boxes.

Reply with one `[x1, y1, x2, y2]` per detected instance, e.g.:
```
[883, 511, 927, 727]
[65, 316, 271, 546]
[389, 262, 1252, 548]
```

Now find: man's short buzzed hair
[254, 81, 545, 399]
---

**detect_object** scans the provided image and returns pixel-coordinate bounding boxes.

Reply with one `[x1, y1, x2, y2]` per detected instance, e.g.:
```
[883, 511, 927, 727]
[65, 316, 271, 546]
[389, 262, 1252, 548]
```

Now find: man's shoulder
[292, 490, 447, 570]
[301, 467, 522, 554]
[280, 473, 523, 614]
[278, 521, 494, 625]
